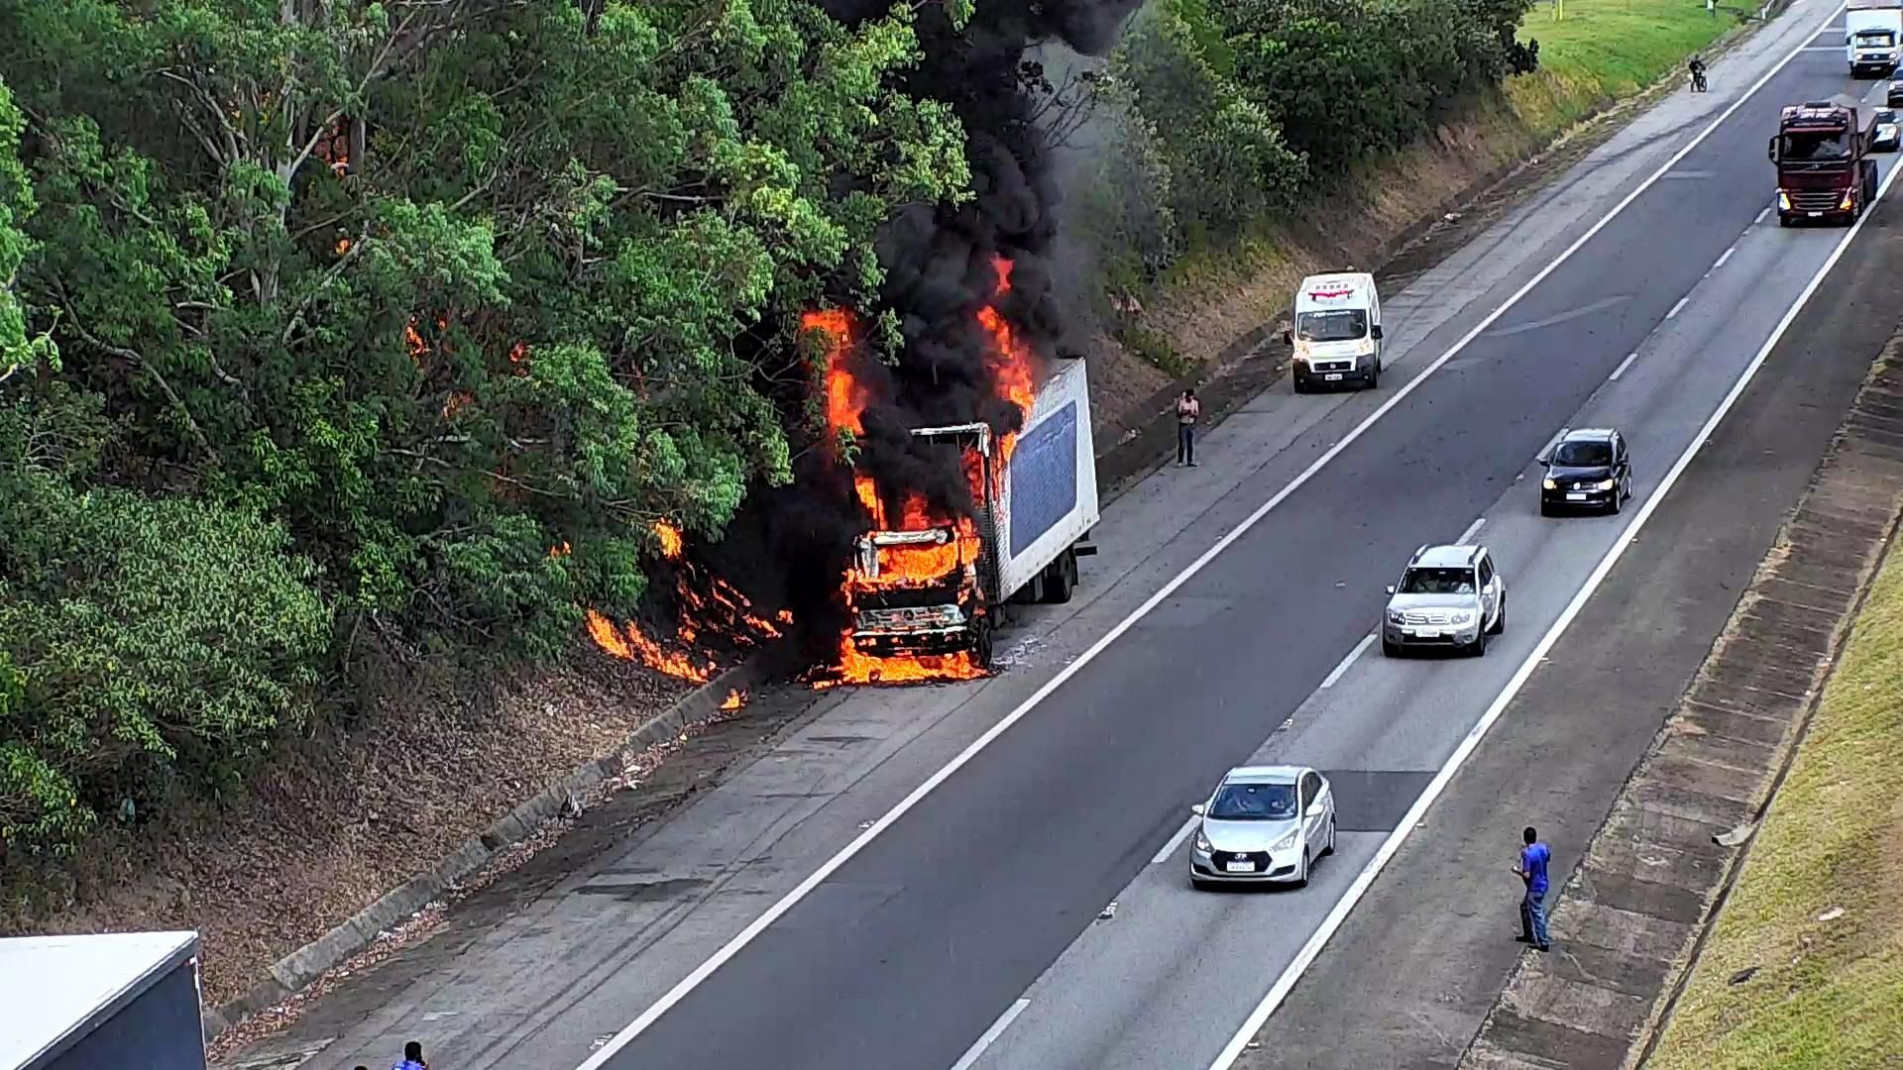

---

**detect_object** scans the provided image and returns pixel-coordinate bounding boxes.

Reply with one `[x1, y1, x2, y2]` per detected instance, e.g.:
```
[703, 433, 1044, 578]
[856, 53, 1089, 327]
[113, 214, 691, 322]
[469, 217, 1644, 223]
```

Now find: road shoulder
[1461, 335, 1903, 1068]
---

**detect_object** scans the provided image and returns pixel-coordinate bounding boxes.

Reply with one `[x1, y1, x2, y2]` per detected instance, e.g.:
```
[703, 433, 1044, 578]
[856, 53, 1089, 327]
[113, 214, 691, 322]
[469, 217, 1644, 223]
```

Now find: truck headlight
[1842, 189, 1856, 210]
[1778, 191, 1791, 210]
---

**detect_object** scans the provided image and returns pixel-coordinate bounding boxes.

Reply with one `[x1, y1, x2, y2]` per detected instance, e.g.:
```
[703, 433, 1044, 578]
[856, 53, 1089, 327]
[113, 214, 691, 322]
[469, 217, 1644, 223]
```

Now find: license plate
[1566, 492, 1587, 501]
[1410, 628, 1441, 638]
[1809, 211, 1823, 217]
[1324, 373, 1343, 381]
[1224, 861, 1256, 873]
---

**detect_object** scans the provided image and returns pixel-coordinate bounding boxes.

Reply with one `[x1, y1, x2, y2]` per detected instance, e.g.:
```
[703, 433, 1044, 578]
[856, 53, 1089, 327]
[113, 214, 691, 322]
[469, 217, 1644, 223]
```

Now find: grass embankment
[1135, 0, 1737, 378]
[1646, 541, 1903, 1069]
[1509, 0, 1739, 131]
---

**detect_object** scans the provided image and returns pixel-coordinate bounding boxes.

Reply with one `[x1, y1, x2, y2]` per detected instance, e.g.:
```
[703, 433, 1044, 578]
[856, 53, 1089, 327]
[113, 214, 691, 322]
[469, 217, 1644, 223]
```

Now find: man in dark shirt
[1513, 826, 1552, 951]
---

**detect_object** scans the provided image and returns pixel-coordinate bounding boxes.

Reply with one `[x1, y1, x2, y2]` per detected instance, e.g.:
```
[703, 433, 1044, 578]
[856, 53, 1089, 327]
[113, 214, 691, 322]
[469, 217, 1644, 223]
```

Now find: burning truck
[842, 356, 1099, 676]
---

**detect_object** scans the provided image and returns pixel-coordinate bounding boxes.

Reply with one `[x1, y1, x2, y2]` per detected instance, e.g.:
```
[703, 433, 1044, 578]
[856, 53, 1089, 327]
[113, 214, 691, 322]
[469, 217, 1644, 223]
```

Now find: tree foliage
[0, 0, 971, 857]
[1094, 0, 1538, 266]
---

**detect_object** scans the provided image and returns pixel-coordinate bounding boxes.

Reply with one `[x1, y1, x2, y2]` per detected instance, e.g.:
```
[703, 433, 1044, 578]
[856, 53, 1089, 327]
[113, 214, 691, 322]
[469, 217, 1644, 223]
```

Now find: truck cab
[1769, 100, 1880, 226]
[1847, 0, 1903, 76]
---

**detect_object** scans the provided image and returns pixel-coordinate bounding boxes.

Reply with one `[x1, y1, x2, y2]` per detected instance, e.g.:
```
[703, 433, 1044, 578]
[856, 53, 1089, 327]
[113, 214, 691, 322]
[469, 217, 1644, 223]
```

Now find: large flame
[805, 256, 1038, 689]
[585, 519, 785, 683]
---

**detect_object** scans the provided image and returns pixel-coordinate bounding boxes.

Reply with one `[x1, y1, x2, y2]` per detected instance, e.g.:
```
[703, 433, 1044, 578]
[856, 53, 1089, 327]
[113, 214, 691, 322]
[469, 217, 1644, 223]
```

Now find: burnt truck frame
[1770, 99, 1881, 226]
[847, 357, 1100, 669]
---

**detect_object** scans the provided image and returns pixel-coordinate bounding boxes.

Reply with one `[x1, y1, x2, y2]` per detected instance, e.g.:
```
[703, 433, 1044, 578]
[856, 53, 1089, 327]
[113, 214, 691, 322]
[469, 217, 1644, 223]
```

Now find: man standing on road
[1176, 388, 1201, 467]
[392, 1041, 429, 1070]
[1513, 826, 1552, 951]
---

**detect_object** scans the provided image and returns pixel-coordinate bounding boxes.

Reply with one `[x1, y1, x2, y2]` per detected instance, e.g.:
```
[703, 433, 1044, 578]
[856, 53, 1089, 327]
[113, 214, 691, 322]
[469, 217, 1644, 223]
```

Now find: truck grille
[1788, 189, 1844, 212]
[1312, 358, 1354, 372]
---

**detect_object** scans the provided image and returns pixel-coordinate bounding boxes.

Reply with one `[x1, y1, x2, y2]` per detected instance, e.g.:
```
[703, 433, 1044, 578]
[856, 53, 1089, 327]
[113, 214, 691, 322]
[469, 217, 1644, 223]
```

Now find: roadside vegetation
[1646, 538, 1903, 1070]
[0, 0, 1739, 1006]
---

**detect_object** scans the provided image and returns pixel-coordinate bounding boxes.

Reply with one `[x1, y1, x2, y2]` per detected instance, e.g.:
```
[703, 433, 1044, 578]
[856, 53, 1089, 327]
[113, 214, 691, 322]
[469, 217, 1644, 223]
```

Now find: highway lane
[964, 66, 1900, 1069]
[590, 4, 1887, 1069]
[211, 6, 1861, 1069]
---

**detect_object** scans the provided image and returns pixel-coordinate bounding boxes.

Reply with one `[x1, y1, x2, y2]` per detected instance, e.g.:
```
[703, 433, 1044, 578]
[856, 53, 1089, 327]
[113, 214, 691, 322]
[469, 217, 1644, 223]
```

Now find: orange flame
[549, 542, 571, 558]
[720, 688, 748, 710]
[586, 609, 715, 684]
[805, 309, 868, 439]
[653, 519, 685, 559]
[335, 237, 352, 256]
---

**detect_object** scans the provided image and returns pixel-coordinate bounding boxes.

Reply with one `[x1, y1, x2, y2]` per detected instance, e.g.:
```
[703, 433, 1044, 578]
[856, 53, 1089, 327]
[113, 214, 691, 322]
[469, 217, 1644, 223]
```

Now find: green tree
[0, 0, 970, 657]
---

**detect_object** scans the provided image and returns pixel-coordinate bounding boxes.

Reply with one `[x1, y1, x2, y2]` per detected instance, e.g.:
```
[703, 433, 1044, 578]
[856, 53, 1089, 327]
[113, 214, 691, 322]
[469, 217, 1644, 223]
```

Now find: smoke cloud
[764, 0, 1145, 656]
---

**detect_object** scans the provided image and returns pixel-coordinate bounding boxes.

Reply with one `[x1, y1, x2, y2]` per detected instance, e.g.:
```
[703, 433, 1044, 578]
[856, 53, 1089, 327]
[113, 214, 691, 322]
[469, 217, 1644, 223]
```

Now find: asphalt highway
[220, 4, 1896, 1068]
[596, 4, 1896, 1069]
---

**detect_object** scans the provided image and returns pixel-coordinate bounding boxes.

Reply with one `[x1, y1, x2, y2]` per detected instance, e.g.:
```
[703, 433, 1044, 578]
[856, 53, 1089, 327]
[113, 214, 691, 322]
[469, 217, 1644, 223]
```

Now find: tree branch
[61, 303, 220, 464]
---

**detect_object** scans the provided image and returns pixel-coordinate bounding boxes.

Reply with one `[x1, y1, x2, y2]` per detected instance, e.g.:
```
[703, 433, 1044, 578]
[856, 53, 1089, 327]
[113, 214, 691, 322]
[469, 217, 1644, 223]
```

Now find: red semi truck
[1770, 99, 1881, 226]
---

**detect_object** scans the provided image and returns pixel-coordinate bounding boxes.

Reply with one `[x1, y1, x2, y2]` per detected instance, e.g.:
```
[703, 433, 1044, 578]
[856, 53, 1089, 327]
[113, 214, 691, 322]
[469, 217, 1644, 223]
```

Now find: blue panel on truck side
[1009, 400, 1079, 558]
[42, 959, 206, 1070]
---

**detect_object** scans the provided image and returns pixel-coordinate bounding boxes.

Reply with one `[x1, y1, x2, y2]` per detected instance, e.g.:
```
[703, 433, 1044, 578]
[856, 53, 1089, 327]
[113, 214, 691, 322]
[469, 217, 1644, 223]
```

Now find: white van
[1284, 272, 1383, 393]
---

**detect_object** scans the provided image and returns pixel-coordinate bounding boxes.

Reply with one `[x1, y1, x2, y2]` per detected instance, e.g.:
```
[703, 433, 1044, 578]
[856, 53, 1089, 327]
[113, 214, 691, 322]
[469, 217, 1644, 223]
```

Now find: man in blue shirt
[391, 1040, 429, 1070]
[1513, 826, 1552, 952]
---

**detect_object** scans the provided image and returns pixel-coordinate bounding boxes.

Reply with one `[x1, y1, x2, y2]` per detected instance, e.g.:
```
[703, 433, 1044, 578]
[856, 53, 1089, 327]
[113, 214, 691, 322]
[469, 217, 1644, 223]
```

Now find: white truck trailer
[1847, 0, 1903, 76]
[846, 356, 1099, 668]
[1, 931, 208, 1070]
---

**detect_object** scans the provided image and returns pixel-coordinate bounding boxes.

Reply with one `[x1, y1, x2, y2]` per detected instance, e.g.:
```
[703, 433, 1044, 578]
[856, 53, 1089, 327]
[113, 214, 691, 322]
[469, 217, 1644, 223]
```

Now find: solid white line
[1714, 245, 1737, 269]
[950, 998, 1031, 1070]
[1609, 351, 1643, 382]
[572, 10, 1849, 1067]
[1319, 633, 1378, 690]
[1667, 296, 1691, 319]
[1205, 108, 1898, 1070]
[1455, 516, 1487, 545]
[1151, 816, 1201, 865]
[1756, 205, 1774, 225]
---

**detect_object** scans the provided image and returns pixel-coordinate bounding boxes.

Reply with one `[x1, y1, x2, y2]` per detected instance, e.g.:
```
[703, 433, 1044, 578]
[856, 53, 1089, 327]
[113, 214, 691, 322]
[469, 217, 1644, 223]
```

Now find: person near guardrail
[1176, 388, 1201, 467]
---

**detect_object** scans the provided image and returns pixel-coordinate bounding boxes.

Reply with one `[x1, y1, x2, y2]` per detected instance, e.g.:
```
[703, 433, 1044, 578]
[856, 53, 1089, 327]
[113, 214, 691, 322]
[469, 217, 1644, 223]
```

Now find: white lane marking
[1455, 516, 1487, 545]
[1609, 350, 1643, 382]
[1714, 244, 1737, 269]
[573, 10, 1849, 1066]
[1205, 110, 1899, 1070]
[950, 998, 1031, 1070]
[1756, 205, 1774, 225]
[1151, 816, 1201, 865]
[1667, 296, 1691, 319]
[1485, 294, 1631, 337]
[1319, 633, 1378, 690]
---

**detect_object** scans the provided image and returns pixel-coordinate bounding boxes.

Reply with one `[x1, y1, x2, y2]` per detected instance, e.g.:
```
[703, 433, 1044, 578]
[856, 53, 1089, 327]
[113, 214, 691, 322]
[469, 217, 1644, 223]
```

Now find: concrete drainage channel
[1458, 344, 1903, 1070]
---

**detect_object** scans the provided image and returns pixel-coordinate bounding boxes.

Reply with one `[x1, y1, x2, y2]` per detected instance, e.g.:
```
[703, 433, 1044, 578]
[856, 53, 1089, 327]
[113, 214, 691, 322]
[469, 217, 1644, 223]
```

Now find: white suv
[1381, 543, 1507, 657]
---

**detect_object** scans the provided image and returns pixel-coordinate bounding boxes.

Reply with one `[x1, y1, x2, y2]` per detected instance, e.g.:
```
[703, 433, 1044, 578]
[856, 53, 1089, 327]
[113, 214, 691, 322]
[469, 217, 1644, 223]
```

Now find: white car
[1188, 765, 1337, 889]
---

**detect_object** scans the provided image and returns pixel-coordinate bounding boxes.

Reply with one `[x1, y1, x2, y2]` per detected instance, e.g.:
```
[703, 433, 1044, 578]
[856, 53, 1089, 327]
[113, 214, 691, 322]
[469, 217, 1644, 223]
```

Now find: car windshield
[1400, 566, 1476, 595]
[1296, 309, 1369, 342]
[1553, 441, 1613, 466]
[1207, 781, 1298, 820]
[1780, 130, 1850, 161]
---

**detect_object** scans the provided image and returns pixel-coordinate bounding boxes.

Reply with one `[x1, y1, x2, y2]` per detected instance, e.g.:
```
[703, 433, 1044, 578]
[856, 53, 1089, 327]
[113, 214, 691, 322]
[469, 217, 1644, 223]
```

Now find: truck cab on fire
[1769, 100, 1881, 226]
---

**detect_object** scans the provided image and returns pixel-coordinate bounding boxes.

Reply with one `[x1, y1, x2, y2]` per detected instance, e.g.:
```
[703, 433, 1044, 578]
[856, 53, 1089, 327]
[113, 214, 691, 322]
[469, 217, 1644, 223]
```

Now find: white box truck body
[1, 931, 207, 1070]
[847, 356, 1099, 668]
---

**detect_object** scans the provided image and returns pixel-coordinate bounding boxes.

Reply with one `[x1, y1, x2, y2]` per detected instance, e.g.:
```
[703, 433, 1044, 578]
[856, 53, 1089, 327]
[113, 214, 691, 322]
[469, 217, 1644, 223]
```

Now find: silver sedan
[1188, 765, 1337, 889]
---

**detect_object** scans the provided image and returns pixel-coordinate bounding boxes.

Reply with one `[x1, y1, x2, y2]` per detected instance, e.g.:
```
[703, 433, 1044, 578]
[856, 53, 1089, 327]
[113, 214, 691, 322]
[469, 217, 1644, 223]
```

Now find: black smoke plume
[763, 0, 1145, 659]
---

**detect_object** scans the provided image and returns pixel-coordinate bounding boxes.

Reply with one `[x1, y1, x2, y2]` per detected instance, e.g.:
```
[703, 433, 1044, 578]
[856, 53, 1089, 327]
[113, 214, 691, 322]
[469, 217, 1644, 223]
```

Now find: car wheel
[1488, 594, 1507, 635]
[1293, 375, 1310, 395]
[1470, 630, 1488, 658]
[1608, 487, 1623, 515]
[1294, 850, 1310, 889]
[1323, 816, 1337, 857]
[1539, 500, 1554, 518]
[1366, 359, 1380, 391]
[1382, 637, 1401, 657]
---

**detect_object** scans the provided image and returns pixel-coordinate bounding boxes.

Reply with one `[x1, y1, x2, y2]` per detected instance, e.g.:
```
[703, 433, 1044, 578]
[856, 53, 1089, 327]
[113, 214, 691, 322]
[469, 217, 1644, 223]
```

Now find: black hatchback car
[1540, 427, 1634, 516]
[1889, 77, 1903, 108]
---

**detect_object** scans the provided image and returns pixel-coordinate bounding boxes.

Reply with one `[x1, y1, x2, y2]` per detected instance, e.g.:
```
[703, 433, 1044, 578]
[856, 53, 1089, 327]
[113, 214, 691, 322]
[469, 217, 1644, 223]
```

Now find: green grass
[1508, 0, 1740, 132]
[1646, 538, 1903, 1070]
